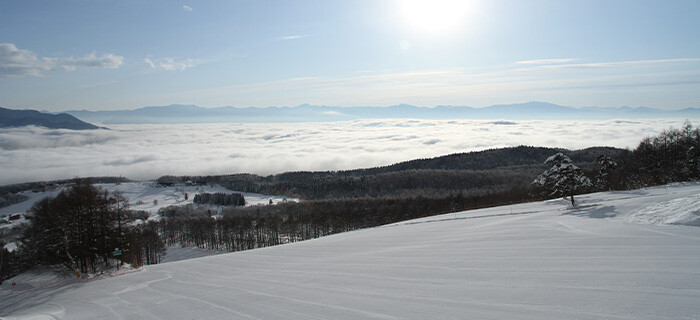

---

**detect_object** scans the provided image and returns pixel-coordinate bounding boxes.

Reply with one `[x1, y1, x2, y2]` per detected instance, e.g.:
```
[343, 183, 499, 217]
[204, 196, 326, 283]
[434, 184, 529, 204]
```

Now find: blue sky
[1, 0, 699, 111]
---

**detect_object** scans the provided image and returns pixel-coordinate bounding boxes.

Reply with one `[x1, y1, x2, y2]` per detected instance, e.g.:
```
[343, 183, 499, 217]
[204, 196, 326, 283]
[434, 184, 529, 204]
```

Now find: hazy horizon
[16, 101, 700, 114]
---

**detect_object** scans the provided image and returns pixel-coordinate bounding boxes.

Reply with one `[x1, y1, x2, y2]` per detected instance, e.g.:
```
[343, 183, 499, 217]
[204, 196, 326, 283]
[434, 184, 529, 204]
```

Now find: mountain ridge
[59, 102, 699, 124]
[0, 107, 101, 130]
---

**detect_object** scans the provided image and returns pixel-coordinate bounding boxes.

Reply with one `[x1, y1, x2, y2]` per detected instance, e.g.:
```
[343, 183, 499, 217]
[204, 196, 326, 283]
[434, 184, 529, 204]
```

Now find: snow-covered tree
[533, 153, 592, 206]
[595, 154, 617, 191]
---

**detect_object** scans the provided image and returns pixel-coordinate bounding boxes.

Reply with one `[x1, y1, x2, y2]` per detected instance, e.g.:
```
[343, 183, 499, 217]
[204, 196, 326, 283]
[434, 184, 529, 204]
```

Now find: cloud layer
[1, 119, 695, 185]
[0, 43, 123, 77]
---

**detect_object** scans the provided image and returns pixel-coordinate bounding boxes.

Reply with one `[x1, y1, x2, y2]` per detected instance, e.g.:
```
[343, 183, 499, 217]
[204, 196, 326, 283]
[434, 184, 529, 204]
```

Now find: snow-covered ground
[0, 189, 63, 219]
[0, 181, 294, 220]
[96, 181, 295, 217]
[0, 181, 294, 253]
[160, 246, 224, 264]
[1, 183, 699, 319]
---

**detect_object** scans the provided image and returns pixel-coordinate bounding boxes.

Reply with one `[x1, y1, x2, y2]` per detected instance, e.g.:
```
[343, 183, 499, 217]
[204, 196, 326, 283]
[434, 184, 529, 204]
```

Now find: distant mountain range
[60, 102, 699, 124]
[0, 107, 101, 130]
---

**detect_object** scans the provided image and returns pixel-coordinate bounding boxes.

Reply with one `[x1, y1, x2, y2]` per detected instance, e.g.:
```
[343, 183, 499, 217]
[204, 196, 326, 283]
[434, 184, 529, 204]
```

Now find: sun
[398, 0, 475, 37]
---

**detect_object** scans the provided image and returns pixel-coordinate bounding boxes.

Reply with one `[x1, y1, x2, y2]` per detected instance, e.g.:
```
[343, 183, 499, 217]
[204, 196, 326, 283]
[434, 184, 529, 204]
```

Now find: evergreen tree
[595, 155, 617, 191]
[533, 153, 592, 206]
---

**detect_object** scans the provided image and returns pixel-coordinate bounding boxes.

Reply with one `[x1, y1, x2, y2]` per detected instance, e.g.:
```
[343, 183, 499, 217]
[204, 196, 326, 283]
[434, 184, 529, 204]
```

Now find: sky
[1, 0, 699, 111]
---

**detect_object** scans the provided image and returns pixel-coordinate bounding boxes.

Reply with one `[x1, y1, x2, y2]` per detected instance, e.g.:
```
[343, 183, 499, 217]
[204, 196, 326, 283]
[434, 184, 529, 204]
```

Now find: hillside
[2, 183, 699, 319]
[167, 146, 628, 199]
[0, 107, 101, 130]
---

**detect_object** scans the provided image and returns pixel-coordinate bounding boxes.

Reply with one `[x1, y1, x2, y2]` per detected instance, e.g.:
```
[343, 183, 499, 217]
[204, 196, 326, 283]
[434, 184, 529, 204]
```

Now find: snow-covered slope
[2, 183, 699, 319]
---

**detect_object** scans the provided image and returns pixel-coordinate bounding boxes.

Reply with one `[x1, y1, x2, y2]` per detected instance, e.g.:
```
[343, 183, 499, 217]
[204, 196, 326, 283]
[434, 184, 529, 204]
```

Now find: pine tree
[595, 155, 617, 191]
[533, 153, 592, 206]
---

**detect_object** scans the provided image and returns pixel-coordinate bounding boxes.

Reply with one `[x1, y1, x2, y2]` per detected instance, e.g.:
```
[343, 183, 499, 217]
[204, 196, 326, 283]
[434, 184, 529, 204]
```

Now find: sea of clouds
[0, 119, 696, 185]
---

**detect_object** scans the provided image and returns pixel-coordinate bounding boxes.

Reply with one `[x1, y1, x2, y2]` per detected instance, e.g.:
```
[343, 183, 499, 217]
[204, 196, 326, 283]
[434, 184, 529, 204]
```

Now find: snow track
[2, 183, 700, 319]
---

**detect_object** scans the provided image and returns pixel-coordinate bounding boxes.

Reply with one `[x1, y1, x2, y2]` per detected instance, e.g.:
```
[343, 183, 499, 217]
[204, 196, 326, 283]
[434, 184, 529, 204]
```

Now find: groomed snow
[2, 183, 699, 319]
[160, 246, 224, 264]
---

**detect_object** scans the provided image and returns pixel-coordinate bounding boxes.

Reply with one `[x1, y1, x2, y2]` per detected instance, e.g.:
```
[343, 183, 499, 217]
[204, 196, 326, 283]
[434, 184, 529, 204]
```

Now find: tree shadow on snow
[402, 210, 541, 226]
[0, 281, 87, 317]
[564, 204, 618, 219]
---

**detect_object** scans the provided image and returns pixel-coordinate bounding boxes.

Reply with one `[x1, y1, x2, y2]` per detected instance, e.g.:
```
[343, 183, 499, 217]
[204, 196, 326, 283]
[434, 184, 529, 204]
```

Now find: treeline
[152, 186, 530, 252]
[158, 146, 627, 200]
[1, 180, 165, 283]
[0, 176, 130, 195]
[193, 192, 245, 206]
[0, 176, 130, 209]
[628, 121, 700, 185]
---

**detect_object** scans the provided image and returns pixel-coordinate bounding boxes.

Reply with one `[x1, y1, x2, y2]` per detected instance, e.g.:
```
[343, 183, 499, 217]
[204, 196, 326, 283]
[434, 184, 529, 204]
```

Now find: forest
[157, 145, 626, 200]
[193, 192, 245, 206]
[1, 181, 165, 281]
[1, 122, 698, 283]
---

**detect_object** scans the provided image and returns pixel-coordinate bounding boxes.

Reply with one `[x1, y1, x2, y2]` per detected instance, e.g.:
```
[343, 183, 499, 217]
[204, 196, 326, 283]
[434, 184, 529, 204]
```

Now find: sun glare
[398, 0, 475, 37]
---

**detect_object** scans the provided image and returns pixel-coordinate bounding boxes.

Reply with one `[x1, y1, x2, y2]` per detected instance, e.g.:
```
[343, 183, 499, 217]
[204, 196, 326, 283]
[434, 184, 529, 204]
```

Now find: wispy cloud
[182, 5, 193, 12]
[516, 58, 578, 65]
[278, 35, 304, 40]
[0, 43, 123, 77]
[61, 52, 124, 71]
[168, 57, 699, 109]
[535, 58, 700, 69]
[144, 56, 202, 71]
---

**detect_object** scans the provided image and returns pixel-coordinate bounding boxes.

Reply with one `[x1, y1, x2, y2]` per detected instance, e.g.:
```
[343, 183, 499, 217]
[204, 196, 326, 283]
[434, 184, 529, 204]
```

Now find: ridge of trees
[155, 187, 530, 253]
[629, 121, 700, 185]
[0, 176, 131, 203]
[158, 146, 627, 200]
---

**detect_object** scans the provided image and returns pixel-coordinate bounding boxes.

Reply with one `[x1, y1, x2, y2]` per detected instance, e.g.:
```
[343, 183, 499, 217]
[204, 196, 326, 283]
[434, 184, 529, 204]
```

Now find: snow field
[1, 183, 699, 319]
[0, 189, 63, 219]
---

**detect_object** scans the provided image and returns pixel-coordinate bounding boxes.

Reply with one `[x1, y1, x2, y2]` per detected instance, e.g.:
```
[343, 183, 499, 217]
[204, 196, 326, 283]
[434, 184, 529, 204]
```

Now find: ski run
[1, 182, 699, 319]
